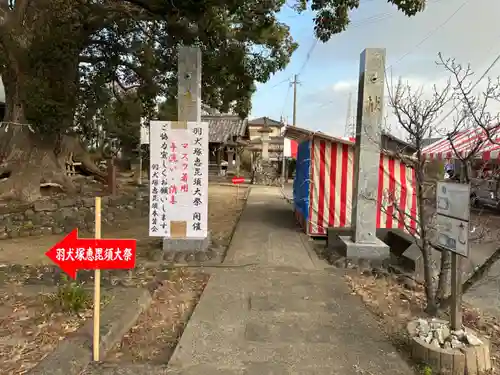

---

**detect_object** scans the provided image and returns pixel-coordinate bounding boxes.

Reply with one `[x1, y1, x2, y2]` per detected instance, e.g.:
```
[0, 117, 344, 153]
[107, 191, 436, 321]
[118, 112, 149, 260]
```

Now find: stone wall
[0, 189, 149, 240]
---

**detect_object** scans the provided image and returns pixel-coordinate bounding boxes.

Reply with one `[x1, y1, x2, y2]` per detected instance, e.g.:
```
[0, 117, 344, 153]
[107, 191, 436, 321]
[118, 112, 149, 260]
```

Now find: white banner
[283, 138, 291, 158]
[148, 121, 209, 238]
[140, 118, 150, 145]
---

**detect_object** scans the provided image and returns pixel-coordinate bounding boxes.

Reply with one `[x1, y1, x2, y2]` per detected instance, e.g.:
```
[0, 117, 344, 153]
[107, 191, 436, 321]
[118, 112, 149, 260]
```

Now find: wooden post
[138, 146, 143, 185]
[93, 197, 102, 361]
[450, 252, 462, 330]
[292, 74, 298, 126]
[107, 157, 116, 195]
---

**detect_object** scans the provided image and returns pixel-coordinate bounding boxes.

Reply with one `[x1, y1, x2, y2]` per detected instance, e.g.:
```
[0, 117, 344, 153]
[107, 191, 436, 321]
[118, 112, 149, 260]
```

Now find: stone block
[401, 242, 440, 283]
[33, 201, 58, 212]
[326, 227, 352, 251]
[162, 232, 211, 252]
[338, 235, 390, 261]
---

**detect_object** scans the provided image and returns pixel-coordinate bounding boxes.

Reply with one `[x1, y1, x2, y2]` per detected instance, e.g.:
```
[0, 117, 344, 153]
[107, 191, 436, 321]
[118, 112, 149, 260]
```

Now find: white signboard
[283, 138, 291, 158]
[435, 181, 470, 257]
[436, 181, 470, 221]
[140, 118, 150, 145]
[435, 215, 469, 257]
[149, 121, 209, 238]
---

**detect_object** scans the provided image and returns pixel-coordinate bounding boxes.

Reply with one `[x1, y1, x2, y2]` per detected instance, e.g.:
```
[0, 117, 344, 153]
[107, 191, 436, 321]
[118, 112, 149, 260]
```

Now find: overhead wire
[388, 0, 469, 69]
[313, 0, 468, 113]
[280, 80, 293, 120]
[433, 52, 500, 128]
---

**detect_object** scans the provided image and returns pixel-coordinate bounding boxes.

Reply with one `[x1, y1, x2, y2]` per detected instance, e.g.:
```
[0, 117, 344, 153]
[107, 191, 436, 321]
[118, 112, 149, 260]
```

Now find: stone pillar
[338, 48, 389, 261]
[162, 45, 210, 253]
[235, 149, 241, 176]
[261, 138, 269, 160]
[227, 148, 235, 174]
[254, 126, 276, 185]
[216, 147, 222, 175]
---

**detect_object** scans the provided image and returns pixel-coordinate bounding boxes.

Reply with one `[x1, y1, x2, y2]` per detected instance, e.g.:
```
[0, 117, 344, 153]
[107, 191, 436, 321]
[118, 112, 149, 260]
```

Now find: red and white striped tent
[283, 137, 298, 158]
[421, 127, 500, 160]
[284, 126, 418, 237]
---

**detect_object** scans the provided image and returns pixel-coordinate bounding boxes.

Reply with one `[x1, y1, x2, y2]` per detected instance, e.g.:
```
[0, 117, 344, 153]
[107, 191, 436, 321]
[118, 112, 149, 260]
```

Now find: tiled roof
[203, 115, 247, 143]
[247, 116, 282, 127]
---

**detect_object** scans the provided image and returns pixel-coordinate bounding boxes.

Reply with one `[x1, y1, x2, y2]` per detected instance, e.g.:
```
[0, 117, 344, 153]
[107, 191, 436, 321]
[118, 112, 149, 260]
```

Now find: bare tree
[387, 77, 453, 313]
[385, 57, 500, 314]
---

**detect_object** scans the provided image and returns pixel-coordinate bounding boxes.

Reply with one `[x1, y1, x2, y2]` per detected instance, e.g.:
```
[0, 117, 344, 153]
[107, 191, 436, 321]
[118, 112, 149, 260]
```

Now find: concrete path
[88, 187, 414, 374]
[166, 187, 414, 374]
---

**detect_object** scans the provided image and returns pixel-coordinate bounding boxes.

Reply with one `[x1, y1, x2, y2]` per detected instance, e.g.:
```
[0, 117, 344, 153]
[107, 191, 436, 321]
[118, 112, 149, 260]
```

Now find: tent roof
[421, 127, 500, 161]
[284, 126, 354, 145]
[284, 126, 416, 164]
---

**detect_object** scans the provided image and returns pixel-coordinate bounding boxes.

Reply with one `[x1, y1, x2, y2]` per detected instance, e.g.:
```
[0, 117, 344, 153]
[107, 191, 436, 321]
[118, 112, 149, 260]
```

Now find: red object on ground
[45, 229, 137, 279]
[232, 177, 245, 184]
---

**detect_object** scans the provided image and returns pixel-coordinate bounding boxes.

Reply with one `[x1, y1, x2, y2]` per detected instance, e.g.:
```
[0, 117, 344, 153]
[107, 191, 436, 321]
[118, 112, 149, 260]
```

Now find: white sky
[253, 0, 500, 140]
[1, 0, 499, 139]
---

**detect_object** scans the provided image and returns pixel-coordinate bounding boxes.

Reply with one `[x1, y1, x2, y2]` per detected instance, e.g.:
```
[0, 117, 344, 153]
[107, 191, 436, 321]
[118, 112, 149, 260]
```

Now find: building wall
[248, 125, 281, 140]
[381, 136, 416, 156]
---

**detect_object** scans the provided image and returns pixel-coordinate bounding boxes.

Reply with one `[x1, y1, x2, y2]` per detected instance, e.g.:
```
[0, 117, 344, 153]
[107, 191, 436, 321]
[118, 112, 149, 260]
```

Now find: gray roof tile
[202, 115, 247, 143]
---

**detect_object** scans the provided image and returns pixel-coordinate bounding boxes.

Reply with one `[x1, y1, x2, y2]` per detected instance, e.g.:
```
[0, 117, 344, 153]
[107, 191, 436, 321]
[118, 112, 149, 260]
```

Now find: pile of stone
[413, 318, 483, 350]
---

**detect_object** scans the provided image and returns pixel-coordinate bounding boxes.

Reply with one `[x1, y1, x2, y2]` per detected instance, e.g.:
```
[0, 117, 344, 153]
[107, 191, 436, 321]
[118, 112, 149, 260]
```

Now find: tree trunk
[414, 161, 439, 315]
[435, 250, 451, 301]
[0, 65, 107, 203]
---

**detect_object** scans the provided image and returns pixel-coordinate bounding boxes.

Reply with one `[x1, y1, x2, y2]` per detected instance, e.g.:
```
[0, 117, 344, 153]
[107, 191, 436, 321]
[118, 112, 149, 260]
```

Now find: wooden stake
[93, 197, 102, 361]
[450, 252, 462, 331]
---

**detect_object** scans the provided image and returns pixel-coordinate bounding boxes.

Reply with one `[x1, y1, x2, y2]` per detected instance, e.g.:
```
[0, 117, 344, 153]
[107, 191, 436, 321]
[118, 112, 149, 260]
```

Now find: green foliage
[157, 97, 178, 121]
[48, 275, 91, 314]
[421, 365, 432, 375]
[0, 0, 427, 140]
[296, 0, 426, 41]
[105, 90, 143, 155]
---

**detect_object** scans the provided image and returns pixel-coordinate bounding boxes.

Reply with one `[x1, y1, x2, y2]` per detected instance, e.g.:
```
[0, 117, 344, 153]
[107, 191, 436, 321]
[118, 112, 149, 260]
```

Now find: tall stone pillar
[226, 139, 236, 175]
[338, 48, 389, 261]
[162, 45, 210, 253]
[254, 124, 276, 185]
[216, 147, 222, 175]
[235, 149, 241, 176]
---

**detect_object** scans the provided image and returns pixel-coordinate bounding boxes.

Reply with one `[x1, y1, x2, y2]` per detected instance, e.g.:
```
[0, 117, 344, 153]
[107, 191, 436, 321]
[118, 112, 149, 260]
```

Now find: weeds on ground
[46, 275, 91, 314]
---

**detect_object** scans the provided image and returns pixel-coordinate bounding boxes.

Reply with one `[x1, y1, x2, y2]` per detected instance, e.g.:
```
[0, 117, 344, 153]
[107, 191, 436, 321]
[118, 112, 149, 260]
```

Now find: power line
[297, 39, 318, 76]
[269, 76, 292, 89]
[389, 0, 469, 68]
[280, 80, 292, 119]
[433, 52, 500, 128]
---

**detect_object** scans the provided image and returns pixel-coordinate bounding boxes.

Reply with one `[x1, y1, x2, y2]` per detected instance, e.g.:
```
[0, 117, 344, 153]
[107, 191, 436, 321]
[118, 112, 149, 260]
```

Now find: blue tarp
[293, 140, 310, 225]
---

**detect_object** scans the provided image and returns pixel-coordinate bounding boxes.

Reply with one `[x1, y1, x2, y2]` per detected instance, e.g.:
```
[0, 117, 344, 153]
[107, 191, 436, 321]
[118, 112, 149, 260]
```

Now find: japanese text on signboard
[149, 121, 208, 238]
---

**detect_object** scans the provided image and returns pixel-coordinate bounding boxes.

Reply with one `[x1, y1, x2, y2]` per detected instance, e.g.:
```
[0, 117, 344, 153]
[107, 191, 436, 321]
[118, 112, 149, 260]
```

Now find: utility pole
[292, 74, 299, 126]
[344, 92, 353, 138]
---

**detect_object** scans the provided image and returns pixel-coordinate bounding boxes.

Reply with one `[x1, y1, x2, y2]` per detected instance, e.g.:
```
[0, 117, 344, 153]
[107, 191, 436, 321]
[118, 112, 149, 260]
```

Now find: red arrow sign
[232, 177, 245, 184]
[45, 229, 137, 279]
